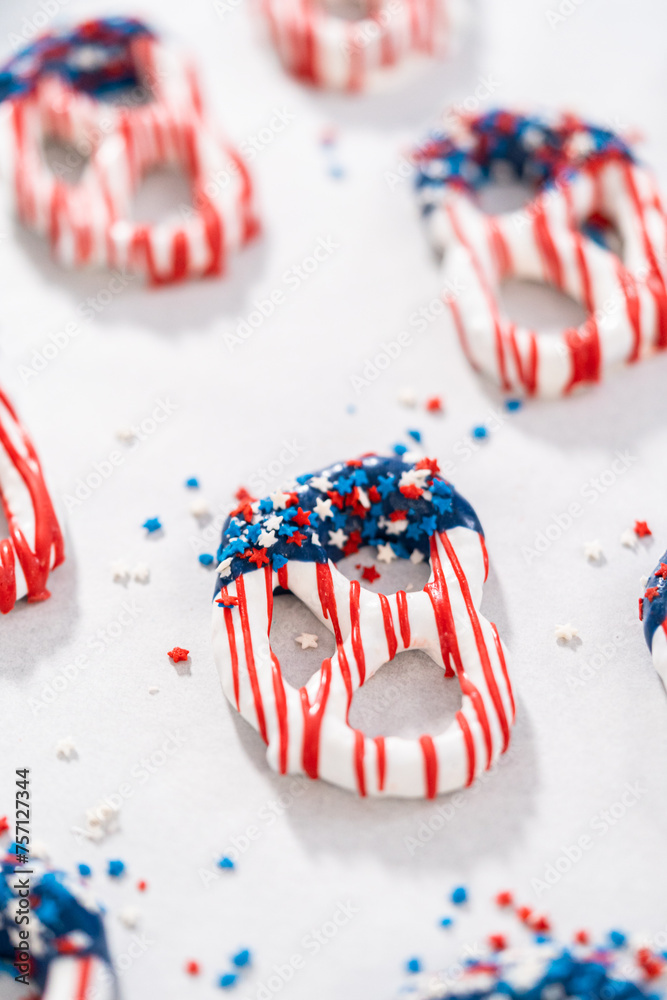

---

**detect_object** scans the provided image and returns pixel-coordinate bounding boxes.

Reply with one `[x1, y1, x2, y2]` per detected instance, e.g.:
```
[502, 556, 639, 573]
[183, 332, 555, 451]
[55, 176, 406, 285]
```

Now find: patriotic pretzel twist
[0, 388, 63, 614]
[211, 455, 514, 799]
[640, 553, 667, 694]
[414, 110, 667, 397]
[0, 851, 113, 999]
[260, 0, 463, 93]
[1, 18, 259, 285]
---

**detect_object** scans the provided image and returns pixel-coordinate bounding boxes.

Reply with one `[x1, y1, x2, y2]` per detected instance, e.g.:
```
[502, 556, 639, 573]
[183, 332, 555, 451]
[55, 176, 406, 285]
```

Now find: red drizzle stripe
[508, 324, 538, 395]
[456, 711, 476, 787]
[349, 580, 366, 684]
[622, 162, 667, 349]
[487, 216, 512, 276]
[448, 296, 482, 373]
[479, 535, 489, 583]
[425, 535, 462, 677]
[614, 258, 642, 363]
[532, 200, 564, 288]
[564, 320, 601, 391]
[353, 730, 366, 796]
[265, 565, 289, 773]
[300, 658, 332, 779]
[378, 593, 398, 661]
[419, 734, 438, 799]
[395, 590, 411, 648]
[76, 956, 92, 1000]
[440, 533, 510, 754]
[235, 574, 268, 744]
[374, 736, 386, 792]
[316, 562, 353, 705]
[491, 622, 515, 724]
[277, 565, 289, 590]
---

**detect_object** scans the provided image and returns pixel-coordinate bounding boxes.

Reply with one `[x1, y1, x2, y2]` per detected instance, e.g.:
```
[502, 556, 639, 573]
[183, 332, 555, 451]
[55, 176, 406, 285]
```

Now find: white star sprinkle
[583, 540, 603, 561]
[111, 561, 130, 585]
[258, 529, 277, 548]
[640, 575, 649, 590]
[554, 623, 579, 642]
[410, 549, 425, 564]
[397, 386, 417, 407]
[270, 490, 290, 509]
[620, 529, 637, 549]
[118, 907, 140, 929]
[311, 532, 321, 547]
[295, 633, 319, 649]
[376, 543, 396, 564]
[190, 498, 210, 518]
[115, 426, 136, 443]
[217, 556, 233, 576]
[55, 738, 78, 762]
[132, 563, 150, 584]
[328, 528, 348, 549]
[357, 487, 371, 509]
[148, 686, 160, 695]
[386, 519, 408, 535]
[314, 497, 334, 520]
[309, 476, 332, 492]
[399, 468, 429, 489]
[265, 513, 283, 531]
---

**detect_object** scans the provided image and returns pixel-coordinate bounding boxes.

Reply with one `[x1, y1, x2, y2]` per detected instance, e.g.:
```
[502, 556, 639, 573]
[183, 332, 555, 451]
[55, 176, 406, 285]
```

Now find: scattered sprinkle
[107, 859, 125, 878]
[393, 443, 408, 456]
[440, 917, 453, 928]
[118, 906, 139, 928]
[505, 399, 522, 412]
[111, 560, 130, 584]
[217, 856, 235, 870]
[185, 960, 200, 975]
[116, 426, 136, 443]
[425, 396, 443, 413]
[219, 973, 238, 989]
[186, 477, 200, 488]
[554, 623, 579, 642]
[78, 863, 92, 877]
[295, 632, 319, 650]
[190, 498, 210, 518]
[472, 425, 488, 440]
[583, 540, 603, 561]
[232, 950, 251, 968]
[516, 906, 533, 923]
[620, 528, 637, 549]
[148, 686, 159, 695]
[489, 933, 507, 951]
[407, 429, 422, 443]
[55, 738, 77, 762]
[609, 929, 627, 948]
[361, 565, 381, 584]
[199, 553, 215, 566]
[634, 520, 652, 538]
[451, 886, 468, 905]
[406, 958, 421, 974]
[398, 387, 417, 407]
[133, 563, 150, 584]
[143, 517, 162, 534]
[376, 543, 397, 564]
[77, 802, 120, 843]
[495, 891, 513, 907]
[574, 929, 590, 944]
[167, 647, 190, 663]
[0, 817, 8, 836]
[137, 880, 148, 891]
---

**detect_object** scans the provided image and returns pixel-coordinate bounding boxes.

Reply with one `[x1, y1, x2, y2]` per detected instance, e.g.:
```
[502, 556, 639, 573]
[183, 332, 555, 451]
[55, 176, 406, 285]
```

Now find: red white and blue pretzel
[414, 110, 667, 397]
[211, 454, 514, 799]
[1, 18, 259, 285]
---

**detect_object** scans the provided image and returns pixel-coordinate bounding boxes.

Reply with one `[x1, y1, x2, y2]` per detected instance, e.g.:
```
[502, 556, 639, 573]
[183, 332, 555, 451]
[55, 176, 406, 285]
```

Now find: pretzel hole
[477, 176, 535, 216]
[348, 650, 462, 738]
[322, 0, 376, 19]
[499, 278, 587, 334]
[41, 135, 91, 185]
[131, 167, 192, 224]
[335, 546, 430, 595]
[269, 591, 336, 689]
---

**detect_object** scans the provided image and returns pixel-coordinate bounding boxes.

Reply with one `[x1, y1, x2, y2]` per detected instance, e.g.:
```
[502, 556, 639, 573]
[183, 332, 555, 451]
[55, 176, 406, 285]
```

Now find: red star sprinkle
[286, 531, 306, 547]
[634, 520, 652, 537]
[574, 930, 590, 945]
[216, 593, 238, 608]
[645, 586, 660, 603]
[185, 960, 200, 976]
[327, 490, 345, 509]
[0, 816, 8, 835]
[248, 548, 270, 566]
[416, 457, 440, 475]
[426, 396, 443, 412]
[234, 487, 254, 503]
[230, 498, 255, 523]
[516, 906, 533, 923]
[489, 934, 507, 951]
[137, 880, 148, 891]
[348, 459, 363, 467]
[530, 914, 551, 933]
[168, 647, 189, 663]
[389, 509, 408, 521]
[292, 507, 311, 527]
[655, 563, 667, 579]
[343, 530, 362, 557]
[400, 484, 422, 499]
[361, 566, 381, 584]
[368, 486, 381, 504]
[495, 891, 513, 907]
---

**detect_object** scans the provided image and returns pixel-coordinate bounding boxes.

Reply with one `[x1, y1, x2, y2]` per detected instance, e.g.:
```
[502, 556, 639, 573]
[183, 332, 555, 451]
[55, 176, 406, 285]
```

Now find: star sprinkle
[361, 565, 381, 584]
[185, 477, 200, 488]
[328, 528, 348, 549]
[258, 529, 277, 548]
[143, 517, 162, 533]
[270, 489, 290, 509]
[620, 529, 637, 548]
[168, 647, 189, 663]
[410, 549, 425, 564]
[55, 738, 77, 762]
[554, 623, 579, 642]
[645, 587, 660, 603]
[583, 540, 603, 561]
[190, 498, 210, 518]
[309, 475, 332, 492]
[425, 396, 443, 412]
[248, 548, 270, 567]
[634, 520, 652, 538]
[655, 563, 667, 579]
[118, 906, 140, 929]
[295, 633, 319, 649]
[111, 560, 130, 584]
[315, 497, 334, 520]
[377, 543, 396, 564]
[398, 386, 417, 407]
[133, 563, 150, 583]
